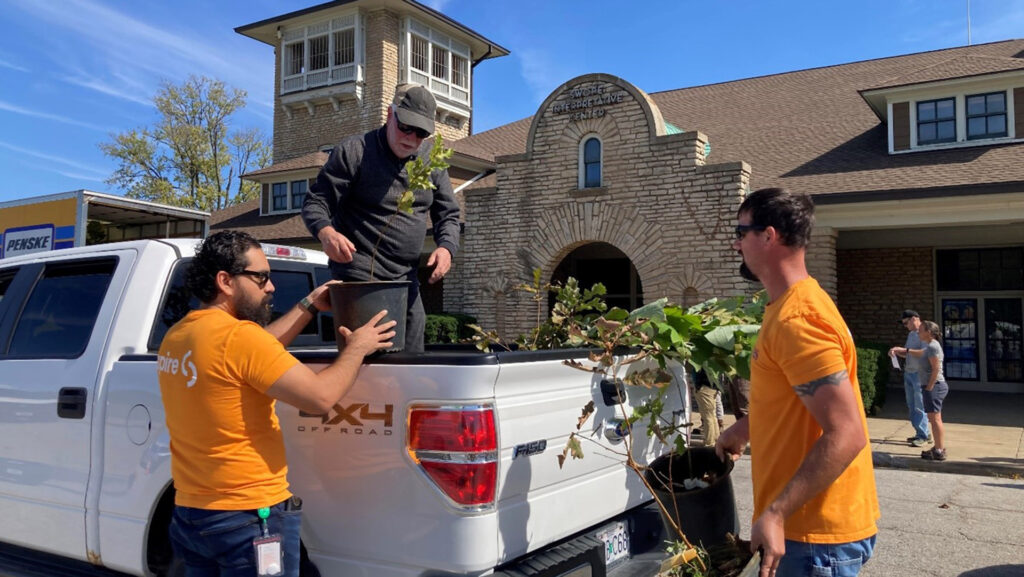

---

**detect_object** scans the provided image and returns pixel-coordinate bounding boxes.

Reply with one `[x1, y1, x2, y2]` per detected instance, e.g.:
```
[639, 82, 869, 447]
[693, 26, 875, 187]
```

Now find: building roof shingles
[452, 39, 1024, 197]
[215, 40, 1024, 235]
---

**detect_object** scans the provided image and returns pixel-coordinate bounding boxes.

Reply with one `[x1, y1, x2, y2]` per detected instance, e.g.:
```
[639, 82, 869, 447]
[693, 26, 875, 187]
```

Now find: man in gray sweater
[302, 84, 460, 353]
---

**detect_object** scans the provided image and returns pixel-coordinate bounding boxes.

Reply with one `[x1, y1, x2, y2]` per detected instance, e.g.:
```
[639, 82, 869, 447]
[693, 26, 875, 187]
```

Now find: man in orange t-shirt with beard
[158, 230, 395, 576]
[716, 188, 879, 577]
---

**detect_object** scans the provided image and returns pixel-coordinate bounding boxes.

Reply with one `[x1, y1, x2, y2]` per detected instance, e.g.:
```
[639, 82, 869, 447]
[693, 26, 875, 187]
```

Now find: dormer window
[966, 91, 1007, 140]
[916, 98, 955, 145]
[403, 18, 471, 108]
[266, 179, 310, 215]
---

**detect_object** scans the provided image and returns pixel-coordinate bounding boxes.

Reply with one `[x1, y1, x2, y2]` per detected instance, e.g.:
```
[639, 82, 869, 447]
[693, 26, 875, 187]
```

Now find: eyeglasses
[734, 224, 767, 240]
[395, 113, 430, 139]
[235, 269, 272, 288]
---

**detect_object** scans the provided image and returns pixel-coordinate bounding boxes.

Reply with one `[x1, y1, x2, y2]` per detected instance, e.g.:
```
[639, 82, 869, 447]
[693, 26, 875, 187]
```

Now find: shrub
[425, 313, 477, 344]
[855, 346, 879, 415]
[854, 341, 891, 415]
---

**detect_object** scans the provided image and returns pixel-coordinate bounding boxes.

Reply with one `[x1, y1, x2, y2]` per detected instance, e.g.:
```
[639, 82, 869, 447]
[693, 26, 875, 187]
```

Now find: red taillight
[408, 405, 497, 510]
[419, 462, 497, 506]
[409, 408, 497, 452]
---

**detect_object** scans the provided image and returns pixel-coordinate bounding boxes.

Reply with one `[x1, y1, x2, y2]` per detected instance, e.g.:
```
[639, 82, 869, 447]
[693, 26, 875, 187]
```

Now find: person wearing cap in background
[889, 310, 932, 447]
[303, 83, 460, 353]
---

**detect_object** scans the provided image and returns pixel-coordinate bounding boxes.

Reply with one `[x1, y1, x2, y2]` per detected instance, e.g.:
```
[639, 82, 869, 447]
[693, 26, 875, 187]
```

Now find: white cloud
[0, 58, 29, 73]
[517, 48, 566, 105]
[6, 0, 266, 109]
[61, 72, 153, 108]
[0, 140, 108, 177]
[0, 100, 113, 132]
[971, 7, 1024, 44]
[424, 0, 452, 12]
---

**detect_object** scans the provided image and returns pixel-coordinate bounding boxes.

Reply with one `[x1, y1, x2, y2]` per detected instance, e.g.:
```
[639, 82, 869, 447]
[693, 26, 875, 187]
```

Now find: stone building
[449, 42, 1024, 394]
[214, 0, 508, 311]
[217, 0, 1023, 393]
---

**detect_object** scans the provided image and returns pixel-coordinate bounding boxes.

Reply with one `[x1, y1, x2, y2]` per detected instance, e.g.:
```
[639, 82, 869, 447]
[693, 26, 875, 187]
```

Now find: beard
[236, 292, 273, 326]
[739, 261, 760, 282]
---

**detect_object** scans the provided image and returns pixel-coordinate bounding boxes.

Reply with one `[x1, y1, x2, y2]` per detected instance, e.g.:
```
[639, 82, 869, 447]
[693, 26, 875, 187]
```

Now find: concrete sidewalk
[703, 388, 1024, 478]
[866, 388, 1024, 478]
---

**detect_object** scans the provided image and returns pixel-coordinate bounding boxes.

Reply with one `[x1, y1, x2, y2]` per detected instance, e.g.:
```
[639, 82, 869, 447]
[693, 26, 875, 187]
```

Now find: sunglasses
[734, 224, 767, 240]
[395, 113, 430, 139]
[235, 269, 272, 288]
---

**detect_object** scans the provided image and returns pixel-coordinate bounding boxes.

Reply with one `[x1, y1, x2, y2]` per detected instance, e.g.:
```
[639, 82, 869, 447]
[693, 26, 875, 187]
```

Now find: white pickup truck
[0, 239, 688, 577]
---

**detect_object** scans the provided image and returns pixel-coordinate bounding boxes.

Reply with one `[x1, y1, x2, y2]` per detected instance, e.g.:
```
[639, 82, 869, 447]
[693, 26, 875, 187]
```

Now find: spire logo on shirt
[157, 350, 198, 387]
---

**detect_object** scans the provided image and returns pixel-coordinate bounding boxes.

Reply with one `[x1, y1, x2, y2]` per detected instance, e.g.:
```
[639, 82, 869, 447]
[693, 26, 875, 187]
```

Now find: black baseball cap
[392, 83, 435, 135]
[900, 309, 920, 322]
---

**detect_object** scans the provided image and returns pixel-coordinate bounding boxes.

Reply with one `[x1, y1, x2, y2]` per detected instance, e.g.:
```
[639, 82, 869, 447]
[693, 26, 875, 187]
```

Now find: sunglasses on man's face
[395, 118, 430, 139]
[235, 269, 271, 288]
[734, 224, 767, 240]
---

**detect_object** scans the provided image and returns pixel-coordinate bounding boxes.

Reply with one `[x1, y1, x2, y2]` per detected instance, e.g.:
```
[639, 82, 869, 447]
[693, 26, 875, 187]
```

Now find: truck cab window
[8, 259, 116, 358]
[150, 260, 320, 351]
[0, 270, 14, 304]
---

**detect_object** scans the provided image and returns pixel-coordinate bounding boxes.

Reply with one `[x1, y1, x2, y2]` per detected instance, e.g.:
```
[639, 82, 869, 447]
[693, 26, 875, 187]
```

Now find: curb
[872, 451, 1023, 479]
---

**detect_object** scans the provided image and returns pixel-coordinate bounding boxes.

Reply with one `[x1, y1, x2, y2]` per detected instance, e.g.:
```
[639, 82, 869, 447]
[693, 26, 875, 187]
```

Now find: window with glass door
[936, 247, 1024, 384]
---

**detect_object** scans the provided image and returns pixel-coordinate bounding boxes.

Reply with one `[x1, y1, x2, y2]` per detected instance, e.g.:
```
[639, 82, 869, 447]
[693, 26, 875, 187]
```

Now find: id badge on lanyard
[254, 507, 283, 576]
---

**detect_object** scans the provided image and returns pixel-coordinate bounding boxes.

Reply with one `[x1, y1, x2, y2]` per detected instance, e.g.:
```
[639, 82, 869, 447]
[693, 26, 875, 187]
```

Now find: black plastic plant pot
[328, 280, 409, 353]
[644, 446, 740, 548]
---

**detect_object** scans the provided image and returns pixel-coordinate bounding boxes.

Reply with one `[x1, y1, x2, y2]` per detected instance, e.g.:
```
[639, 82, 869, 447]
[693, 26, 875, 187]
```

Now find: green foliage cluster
[854, 341, 891, 415]
[470, 273, 763, 571]
[101, 75, 271, 211]
[425, 313, 478, 344]
[855, 347, 880, 414]
[470, 273, 764, 460]
[369, 133, 452, 279]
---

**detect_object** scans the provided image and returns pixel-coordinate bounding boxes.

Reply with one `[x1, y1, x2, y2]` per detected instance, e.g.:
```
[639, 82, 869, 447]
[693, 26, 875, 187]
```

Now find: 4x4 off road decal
[297, 403, 393, 436]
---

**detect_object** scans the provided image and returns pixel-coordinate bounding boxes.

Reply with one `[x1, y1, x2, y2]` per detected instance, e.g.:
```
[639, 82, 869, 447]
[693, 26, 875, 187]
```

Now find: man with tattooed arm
[716, 188, 880, 577]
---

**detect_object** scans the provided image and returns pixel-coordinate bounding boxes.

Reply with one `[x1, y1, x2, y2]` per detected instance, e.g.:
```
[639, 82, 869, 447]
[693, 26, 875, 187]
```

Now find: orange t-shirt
[749, 277, 880, 544]
[157, 308, 299, 510]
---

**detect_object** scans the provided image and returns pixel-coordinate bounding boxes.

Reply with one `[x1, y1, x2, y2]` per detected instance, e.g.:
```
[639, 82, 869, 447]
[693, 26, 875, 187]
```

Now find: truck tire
[165, 555, 185, 577]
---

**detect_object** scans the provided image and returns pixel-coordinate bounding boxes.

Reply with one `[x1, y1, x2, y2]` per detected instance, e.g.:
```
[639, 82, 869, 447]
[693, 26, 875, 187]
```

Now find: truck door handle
[58, 387, 88, 419]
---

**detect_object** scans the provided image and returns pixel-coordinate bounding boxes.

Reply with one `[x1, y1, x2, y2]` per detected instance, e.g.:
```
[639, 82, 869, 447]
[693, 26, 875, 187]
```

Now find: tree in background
[100, 75, 271, 211]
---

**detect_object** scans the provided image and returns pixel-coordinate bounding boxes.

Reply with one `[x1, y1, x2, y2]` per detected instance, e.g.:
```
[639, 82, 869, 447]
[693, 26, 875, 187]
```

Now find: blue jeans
[776, 535, 876, 576]
[903, 372, 930, 440]
[169, 499, 302, 577]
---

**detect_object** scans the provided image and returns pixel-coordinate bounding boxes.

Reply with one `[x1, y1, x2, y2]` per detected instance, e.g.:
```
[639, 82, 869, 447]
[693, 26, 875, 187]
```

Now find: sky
[1, 0, 1022, 205]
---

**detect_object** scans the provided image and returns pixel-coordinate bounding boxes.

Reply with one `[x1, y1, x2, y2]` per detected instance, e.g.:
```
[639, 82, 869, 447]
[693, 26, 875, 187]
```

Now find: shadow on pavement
[958, 565, 1024, 577]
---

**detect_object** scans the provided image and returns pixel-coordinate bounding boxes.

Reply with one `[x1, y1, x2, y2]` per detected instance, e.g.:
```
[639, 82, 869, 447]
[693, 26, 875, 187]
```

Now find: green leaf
[628, 298, 667, 322]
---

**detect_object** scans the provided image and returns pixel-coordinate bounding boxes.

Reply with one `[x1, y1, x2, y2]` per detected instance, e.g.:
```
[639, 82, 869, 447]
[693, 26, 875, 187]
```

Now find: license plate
[596, 521, 630, 566]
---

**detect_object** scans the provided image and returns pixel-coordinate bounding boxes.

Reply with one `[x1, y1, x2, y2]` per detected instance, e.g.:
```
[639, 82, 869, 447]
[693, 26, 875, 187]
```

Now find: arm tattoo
[793, 370, 848, 397]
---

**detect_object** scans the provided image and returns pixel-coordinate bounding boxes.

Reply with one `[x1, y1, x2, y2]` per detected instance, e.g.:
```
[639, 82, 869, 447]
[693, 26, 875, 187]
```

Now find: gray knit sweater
[302, 127, 460, 281]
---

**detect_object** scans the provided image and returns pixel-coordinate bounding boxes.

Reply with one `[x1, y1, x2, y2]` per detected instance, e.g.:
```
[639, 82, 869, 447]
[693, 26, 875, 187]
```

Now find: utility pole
[967, 0, 972, 45]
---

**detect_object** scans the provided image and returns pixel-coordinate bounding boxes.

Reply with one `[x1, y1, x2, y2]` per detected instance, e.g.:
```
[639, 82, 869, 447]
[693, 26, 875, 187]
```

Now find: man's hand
[337, 310, 397, 356]
[308, 280, 341, 312]
[426, 247, 452, 284]
[750, 508, 785, 576]
[318, 227, 356, 263]
[715, 417, 749, 463]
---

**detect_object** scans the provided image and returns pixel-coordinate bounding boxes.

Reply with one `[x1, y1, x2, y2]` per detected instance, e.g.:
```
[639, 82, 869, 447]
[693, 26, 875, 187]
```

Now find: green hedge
[425, 313, 478, 344]
[855, 341, 891, 415]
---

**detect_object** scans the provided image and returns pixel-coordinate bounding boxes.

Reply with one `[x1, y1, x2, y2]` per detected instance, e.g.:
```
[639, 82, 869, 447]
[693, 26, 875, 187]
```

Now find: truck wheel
[165, 555, 186, 577]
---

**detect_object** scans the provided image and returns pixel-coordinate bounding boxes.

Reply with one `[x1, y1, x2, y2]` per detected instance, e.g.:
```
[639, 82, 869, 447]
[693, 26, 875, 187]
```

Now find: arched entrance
[551, 242, 643, 311]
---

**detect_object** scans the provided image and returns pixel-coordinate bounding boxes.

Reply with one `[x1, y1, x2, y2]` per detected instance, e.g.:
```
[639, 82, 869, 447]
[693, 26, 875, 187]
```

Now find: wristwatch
[299, 296, 319, 316]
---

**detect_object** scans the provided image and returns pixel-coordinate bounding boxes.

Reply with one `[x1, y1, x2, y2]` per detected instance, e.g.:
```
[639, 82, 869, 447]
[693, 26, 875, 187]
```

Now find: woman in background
[915, 320, 949, 461]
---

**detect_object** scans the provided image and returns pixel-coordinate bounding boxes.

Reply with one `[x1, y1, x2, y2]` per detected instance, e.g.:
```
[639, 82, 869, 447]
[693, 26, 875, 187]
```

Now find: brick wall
[837, 246, 934, 347]
[449, 75, 768, 338]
